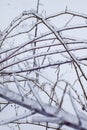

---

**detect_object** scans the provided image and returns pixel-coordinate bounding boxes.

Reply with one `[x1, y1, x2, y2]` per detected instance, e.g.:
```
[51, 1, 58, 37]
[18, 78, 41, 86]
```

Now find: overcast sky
[0, 0, 87, 30]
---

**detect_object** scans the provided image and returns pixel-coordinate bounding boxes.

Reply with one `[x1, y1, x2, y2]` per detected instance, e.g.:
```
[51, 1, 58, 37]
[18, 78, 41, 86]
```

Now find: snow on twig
[0, 110, 35, 125]
[13, 73, 24, 100]
[0, 87, 87, 129]
[27, 81, 46, 111]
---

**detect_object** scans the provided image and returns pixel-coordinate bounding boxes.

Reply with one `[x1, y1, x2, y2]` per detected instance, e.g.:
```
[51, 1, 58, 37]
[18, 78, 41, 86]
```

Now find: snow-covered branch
[0, 7, 87, 130]
[0, 86, 87, 130]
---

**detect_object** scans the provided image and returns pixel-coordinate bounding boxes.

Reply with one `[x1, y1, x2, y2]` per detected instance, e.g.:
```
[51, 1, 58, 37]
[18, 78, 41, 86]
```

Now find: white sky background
[0, 0, 87, 30]
[0, 0, 87, 130]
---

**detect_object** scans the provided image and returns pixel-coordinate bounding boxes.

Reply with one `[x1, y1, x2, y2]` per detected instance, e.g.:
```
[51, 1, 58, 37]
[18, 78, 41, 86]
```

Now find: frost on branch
[0, 9, 87, 130]
[0, 86, 87, 130]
